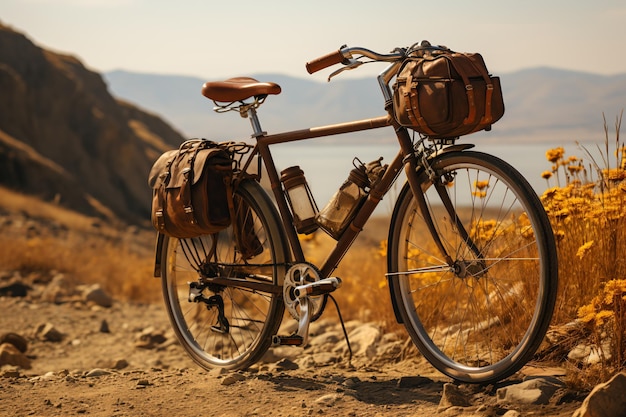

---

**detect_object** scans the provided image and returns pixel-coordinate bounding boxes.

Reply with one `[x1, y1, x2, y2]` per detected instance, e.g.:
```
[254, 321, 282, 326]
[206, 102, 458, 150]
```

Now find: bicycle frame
[230, 53, 481, 281]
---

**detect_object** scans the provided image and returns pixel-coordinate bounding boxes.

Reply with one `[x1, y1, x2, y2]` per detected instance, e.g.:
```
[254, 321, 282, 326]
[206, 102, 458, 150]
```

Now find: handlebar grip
[305, 49, 345, 74]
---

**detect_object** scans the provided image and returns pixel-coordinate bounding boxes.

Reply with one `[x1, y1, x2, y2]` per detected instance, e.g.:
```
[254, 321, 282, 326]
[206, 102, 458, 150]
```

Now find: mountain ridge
[104, 67, 626, 144]
[0, 23, 185, 224]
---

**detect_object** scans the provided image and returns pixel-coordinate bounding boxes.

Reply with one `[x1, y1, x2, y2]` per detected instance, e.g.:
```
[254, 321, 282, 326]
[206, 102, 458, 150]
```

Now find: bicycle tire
[388, 150, 558, 383]
[160, 179, 289, 370]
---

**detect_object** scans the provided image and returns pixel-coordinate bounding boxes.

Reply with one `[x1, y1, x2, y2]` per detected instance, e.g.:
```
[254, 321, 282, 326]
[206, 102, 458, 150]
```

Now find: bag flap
[148, 150, 177, 189]
[149, 140, 233, 190]
[167, 147, 231, 189]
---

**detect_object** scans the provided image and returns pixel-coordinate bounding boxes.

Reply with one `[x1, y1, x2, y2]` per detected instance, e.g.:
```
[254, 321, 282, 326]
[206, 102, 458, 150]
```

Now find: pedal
[272, 335, 304, 346]
[274, 277, 342, 348]
[293, 277, 342, 298]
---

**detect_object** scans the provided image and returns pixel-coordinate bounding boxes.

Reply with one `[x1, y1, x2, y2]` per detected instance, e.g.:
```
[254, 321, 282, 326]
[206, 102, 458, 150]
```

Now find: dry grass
[0, 187, 159, 304]
[540, 113, 626, 388]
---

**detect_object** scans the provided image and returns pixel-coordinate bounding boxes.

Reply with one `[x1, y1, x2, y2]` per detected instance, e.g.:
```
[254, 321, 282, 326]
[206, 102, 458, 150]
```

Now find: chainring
[283, 263, 326, 321]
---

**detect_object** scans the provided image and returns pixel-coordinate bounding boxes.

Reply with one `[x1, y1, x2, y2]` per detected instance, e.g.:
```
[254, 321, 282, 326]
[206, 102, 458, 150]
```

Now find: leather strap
[403, 64, 436, 136]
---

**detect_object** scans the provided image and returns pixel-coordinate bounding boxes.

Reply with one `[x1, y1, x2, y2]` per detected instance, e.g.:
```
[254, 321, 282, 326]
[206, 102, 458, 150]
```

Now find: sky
[2, 0, 626, 80]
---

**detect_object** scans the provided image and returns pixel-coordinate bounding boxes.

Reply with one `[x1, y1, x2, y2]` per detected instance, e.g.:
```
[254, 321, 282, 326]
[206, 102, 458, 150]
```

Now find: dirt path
[0, 291, 584, 417]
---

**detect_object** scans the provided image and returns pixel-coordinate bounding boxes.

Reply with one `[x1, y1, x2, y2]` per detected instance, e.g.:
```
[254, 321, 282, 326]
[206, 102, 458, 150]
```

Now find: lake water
[268, 138, 591, 217]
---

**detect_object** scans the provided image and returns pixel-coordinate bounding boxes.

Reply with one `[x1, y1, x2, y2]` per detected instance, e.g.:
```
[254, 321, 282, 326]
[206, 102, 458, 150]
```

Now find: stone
[0, 281, 30, 297]
[1, 367, 21, 378]
[274, 358, 299, 371]
[36, 322, 64, 342]
[99, 319, 110, 333]
[314, 393, 342, 407]
[347, 323, 381, 359]
[438, 383, 471, 412]
[85, 368, 111, 377]
[221, 373, 246, 386]
[573, 372, 626, 417]
[83, 284, 113, 308]
[0, 343, 31, 369]
[40, 273, 76, 304]
[496, 377, 563, 405]
[0, 332, 28, 353]
[134, 327, 167, 349]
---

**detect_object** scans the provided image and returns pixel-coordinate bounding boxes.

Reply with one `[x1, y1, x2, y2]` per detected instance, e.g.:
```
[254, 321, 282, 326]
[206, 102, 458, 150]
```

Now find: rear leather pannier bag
[148, 139, 233, 238]
[393, 47, 505, 138]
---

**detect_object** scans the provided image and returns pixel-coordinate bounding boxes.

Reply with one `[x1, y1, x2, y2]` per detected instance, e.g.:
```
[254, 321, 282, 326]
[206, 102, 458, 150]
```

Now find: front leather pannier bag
[392, 47, 505, 138]
[149, 139, 233, 239]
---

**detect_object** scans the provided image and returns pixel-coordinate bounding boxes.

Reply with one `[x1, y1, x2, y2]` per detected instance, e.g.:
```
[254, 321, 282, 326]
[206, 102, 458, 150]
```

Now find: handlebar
[305, 46, 406, 75]
[305, 48, 347, 74]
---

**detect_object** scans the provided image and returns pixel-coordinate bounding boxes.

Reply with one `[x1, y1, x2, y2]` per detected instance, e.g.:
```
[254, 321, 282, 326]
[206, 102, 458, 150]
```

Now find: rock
[573, 372, 626, 417]
[315, 393, 342, 407]
[97, 358, 129, 370]
[0, 343, 31, 369]
[273, 358, 299, 371]
[83, 284, 113, 308]
[0, 332, 28, 353]
[496, 377, 563, 405]
[221, 373, 246, 386]
[568, 342, 612, 366]
[0, 281, 30, 297]
[40, 273, 77, 304]
[85, 368, 111, 377]
[438, 383, 471, 412]
[134, 327, 167, 349]
[1, 366, 21, 378]
[99, 319, 110, 333]
[347, 323, 381, 359]
[35, 322, 64, 342]
[309, 352, 339, 366]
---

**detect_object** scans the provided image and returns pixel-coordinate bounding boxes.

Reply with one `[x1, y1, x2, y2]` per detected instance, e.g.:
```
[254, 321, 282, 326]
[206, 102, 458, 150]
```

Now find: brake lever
[327, 59, 362, 82]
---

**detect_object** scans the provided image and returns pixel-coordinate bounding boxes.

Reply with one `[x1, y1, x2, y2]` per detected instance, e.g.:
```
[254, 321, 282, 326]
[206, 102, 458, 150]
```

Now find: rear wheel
[388, 151, 558, 383]
[160, 180, 289, 370]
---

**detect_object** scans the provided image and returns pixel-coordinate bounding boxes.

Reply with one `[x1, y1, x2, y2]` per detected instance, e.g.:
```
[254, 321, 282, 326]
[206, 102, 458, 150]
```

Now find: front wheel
[388, 151, 558, 383]
[160, 180, 289, 370]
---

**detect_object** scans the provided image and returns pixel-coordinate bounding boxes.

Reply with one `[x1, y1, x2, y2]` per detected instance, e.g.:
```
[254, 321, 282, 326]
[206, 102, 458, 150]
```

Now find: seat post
[246, 106, 266, 138]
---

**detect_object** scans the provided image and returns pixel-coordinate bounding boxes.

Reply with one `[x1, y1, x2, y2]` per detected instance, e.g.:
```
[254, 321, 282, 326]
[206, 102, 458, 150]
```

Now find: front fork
[386, 143, 481, 323]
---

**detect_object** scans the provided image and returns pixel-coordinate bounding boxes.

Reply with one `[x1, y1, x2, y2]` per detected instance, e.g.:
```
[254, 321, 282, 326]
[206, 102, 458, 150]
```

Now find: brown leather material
[149, 139, 233, 238]
[392, 50, 504, 138]
[201, 77, 282, 102]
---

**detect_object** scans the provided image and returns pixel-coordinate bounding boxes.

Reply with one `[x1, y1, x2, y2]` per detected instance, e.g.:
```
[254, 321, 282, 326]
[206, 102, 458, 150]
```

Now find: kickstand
[328, 294, 353, 364]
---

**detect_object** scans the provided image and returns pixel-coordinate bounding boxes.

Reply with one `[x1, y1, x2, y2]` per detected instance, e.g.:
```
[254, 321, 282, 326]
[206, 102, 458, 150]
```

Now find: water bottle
[280, 166, 319, 234]
[316, 161, 370, 239]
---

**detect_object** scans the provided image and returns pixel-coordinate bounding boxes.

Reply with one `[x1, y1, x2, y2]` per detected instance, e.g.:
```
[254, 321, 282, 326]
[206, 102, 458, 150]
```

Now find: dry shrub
[540, 113, 626, 386]
[0, 232, 159, 304]
[0, 188, 160, 305]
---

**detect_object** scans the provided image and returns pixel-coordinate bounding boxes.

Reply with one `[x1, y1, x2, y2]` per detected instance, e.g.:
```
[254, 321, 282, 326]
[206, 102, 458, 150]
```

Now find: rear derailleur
[188, 282, 229, 334]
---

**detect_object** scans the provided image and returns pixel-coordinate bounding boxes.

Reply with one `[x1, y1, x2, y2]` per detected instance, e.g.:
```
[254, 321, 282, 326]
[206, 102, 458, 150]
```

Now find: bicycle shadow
[256, 373, 443, 407]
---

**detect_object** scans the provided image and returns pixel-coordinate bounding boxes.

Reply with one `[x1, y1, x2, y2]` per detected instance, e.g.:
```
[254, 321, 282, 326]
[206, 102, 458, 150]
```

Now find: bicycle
[154, 41, 558, 384]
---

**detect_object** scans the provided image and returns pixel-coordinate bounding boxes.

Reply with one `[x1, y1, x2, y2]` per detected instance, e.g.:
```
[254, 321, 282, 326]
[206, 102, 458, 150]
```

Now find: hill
[0, 22, 185, 224]
[104, 67, 626, 144]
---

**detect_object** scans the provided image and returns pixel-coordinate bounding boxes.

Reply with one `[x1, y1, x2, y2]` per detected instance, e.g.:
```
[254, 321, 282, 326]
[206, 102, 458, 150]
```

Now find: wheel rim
[395, 155, 553, 378]
[162, 188, 285, 369]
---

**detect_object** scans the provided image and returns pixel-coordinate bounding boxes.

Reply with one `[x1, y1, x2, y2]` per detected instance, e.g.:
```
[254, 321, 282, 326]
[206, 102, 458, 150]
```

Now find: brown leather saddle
[201, 77, 281, 103]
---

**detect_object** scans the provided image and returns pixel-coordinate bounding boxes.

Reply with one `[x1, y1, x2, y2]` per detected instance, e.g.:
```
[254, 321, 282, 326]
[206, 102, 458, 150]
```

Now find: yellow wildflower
[576, 241, 594, 259]
[578, 303, 597, 323]
[541, 171, 553, 180]
[474, 180, 490, 190]
[378, 240, 387, 258]
[546, 147, 565, 163]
